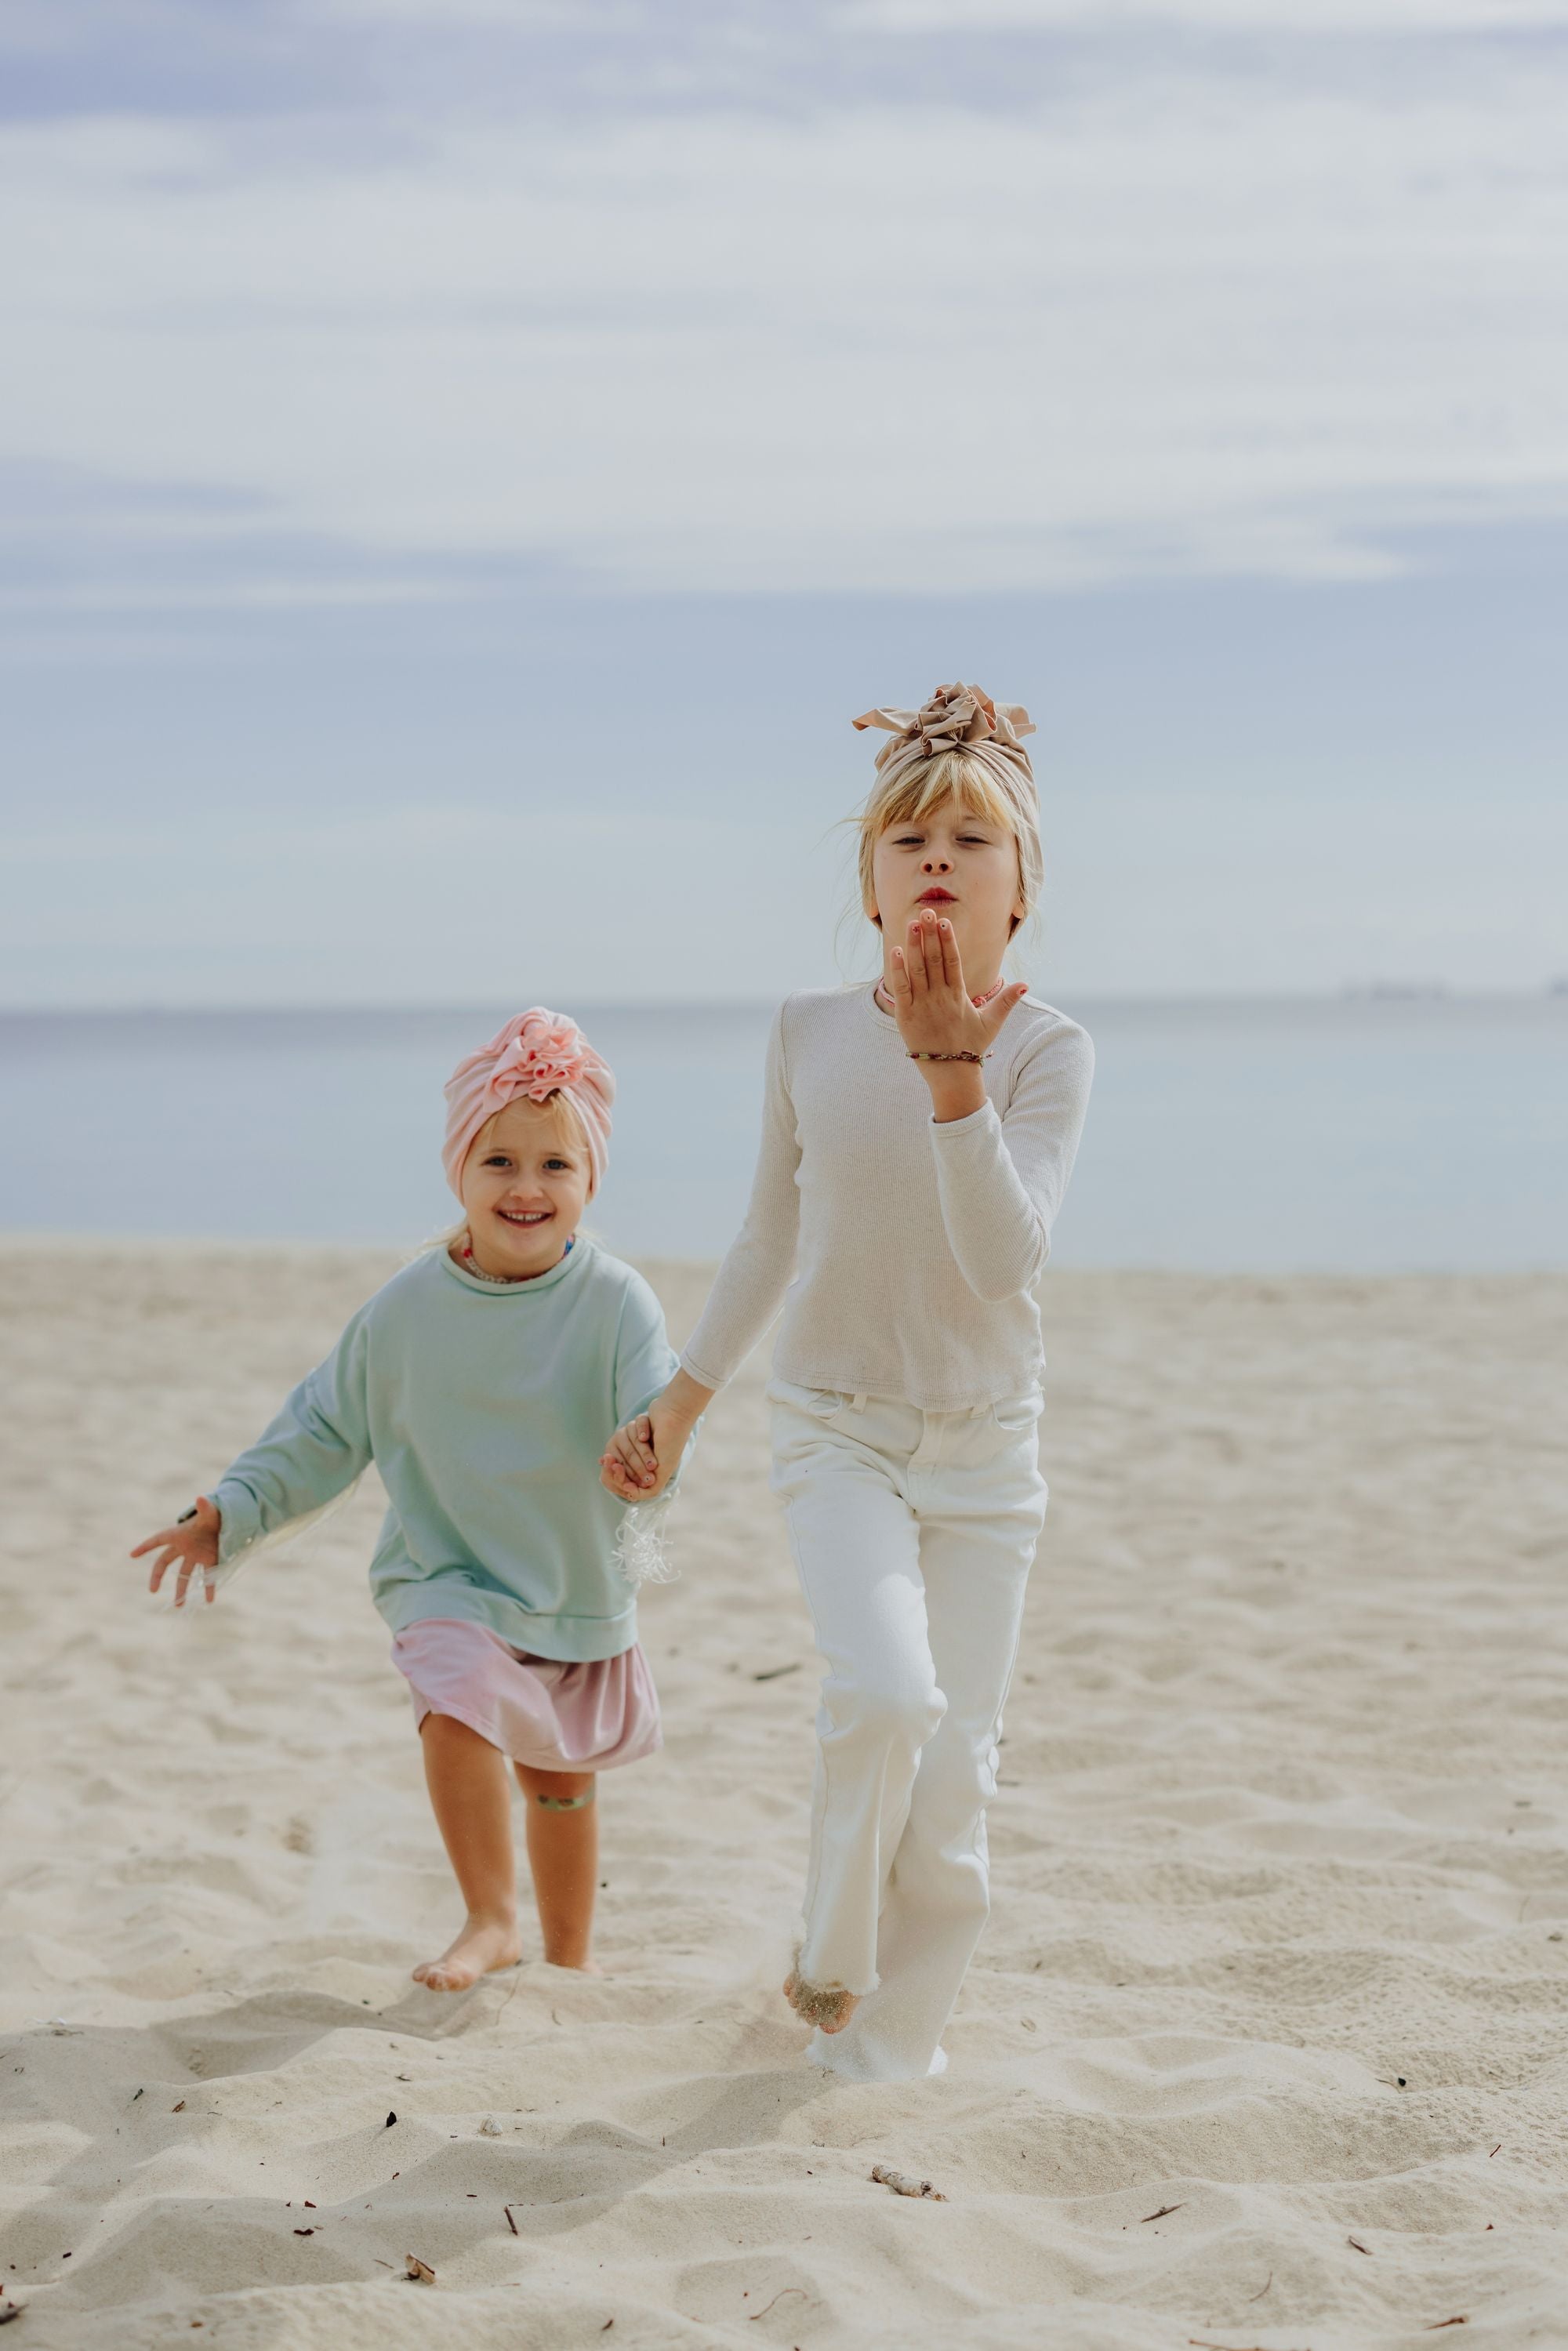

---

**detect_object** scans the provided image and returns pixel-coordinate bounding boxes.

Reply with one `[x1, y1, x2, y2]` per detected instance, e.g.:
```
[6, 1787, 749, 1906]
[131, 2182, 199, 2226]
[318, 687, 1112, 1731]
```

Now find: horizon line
[2, 986, 1566, 1021]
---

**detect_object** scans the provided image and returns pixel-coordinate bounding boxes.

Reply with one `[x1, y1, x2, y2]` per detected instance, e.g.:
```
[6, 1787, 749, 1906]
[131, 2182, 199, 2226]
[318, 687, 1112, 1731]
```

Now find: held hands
[601, 1413, 661, 1502]
[889, 909, 1028, 1115]
[130, 1493, 222, 1608]
[599, 1371, 713, 1504]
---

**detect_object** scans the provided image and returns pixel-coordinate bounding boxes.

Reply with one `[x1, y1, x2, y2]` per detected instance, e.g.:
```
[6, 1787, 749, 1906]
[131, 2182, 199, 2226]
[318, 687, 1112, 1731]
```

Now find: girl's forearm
[919, 1063, 988, 1123]
[658, 1368, 715, 1428]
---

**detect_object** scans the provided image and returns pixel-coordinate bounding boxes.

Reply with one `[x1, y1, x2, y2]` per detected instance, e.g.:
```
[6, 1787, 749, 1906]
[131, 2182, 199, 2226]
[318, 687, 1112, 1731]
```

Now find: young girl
[602, 684, 1094, 2081]
[132, 1009, 677, 1993]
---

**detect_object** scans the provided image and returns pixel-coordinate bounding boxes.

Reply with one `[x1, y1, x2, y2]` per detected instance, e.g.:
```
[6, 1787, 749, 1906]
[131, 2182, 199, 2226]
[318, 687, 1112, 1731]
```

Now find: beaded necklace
[457, 1234, 575, 1286]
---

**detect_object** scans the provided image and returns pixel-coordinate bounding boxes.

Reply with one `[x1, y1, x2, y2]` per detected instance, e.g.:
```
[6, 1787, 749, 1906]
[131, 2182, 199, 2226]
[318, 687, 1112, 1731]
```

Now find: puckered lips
[916, 885, 956, 905]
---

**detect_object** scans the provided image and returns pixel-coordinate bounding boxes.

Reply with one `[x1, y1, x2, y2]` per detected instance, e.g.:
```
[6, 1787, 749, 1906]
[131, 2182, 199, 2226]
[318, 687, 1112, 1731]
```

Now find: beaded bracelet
[908, 1049, 991, 1064]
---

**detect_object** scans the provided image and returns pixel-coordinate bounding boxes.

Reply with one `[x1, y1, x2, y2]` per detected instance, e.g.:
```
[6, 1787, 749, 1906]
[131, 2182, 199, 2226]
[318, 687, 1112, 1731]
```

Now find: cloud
[311, 0, 595, 20]
[844, 0, 1568, 27]
[0, 31, 1565, 597]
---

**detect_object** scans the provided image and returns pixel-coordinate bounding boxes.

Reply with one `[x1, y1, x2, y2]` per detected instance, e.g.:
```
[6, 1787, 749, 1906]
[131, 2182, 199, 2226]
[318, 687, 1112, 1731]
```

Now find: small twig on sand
[1188, 2340, 1312, 2351]
[1348, 2236, 1372, 2254]
[748, 2288, 808, 2320]
[1243, 2273, 1273, 2302]
[0, 2301, 24, 2327]
[405, 2254, 436, 2284]
[870, 2165, 946, 2200]
[1425, 2322, 1468, 2332]
[503, 2204, 519, 2236]
[1142, 2202, 1184, 2222]
[752, 1664, 802, 1682]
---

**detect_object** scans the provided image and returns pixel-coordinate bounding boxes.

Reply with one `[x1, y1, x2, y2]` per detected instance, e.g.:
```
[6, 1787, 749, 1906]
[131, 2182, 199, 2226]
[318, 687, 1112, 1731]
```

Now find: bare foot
[783, 1968, 859, 2034]
[412, 1912, 523, 1991]
[543, 1954, 603, 1975]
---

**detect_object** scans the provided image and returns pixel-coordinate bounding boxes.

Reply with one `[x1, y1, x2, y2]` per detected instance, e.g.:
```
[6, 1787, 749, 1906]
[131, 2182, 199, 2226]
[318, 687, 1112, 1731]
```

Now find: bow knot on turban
[852, 682, 1036, 796]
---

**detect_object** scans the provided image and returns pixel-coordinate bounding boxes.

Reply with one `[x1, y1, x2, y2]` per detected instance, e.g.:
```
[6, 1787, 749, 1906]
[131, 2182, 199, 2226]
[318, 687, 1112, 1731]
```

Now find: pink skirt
[391, 1617, 661, 1773]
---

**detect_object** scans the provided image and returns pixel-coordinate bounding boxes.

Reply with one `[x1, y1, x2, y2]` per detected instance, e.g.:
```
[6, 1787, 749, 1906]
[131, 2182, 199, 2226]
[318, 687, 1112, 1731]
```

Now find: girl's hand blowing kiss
[887, 906, 1028, 1122]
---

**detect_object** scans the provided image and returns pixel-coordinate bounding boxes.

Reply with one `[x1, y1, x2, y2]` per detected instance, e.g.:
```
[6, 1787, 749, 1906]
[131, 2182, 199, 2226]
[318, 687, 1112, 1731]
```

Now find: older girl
[133, 1010, 676, 1993]
[603, 684, 1093, 2081]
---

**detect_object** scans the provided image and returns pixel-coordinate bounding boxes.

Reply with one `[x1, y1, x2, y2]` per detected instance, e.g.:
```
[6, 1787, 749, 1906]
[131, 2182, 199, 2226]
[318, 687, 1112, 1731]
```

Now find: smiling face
[867, 788, 1028, 990]
[457, 1094, 591, 1280]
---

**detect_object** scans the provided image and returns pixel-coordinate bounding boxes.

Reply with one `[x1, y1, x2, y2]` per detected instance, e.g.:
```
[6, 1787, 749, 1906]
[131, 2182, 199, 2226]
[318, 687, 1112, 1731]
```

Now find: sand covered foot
[412, 1913, 523, 1991]
[784, 1968, 859, 2034]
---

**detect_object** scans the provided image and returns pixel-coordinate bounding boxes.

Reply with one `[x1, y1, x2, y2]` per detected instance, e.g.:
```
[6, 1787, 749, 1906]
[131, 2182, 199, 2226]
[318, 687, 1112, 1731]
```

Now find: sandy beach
[2, 1242, 1566, 2349]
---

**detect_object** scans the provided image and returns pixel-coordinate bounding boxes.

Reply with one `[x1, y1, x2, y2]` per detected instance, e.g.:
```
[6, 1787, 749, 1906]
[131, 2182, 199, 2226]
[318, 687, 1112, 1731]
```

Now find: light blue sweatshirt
[212, 1240, 677, 1661]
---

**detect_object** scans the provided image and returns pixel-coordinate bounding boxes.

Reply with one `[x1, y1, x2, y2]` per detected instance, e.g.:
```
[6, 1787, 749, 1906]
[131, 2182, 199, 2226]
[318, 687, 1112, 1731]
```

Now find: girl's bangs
[873, 754, 1018, 838]
[476, 1090, 588, 1160]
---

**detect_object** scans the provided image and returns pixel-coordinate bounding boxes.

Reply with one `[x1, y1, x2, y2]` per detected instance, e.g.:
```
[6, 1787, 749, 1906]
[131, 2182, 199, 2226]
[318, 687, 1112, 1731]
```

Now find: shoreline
[3, 1233, 1563, 1285]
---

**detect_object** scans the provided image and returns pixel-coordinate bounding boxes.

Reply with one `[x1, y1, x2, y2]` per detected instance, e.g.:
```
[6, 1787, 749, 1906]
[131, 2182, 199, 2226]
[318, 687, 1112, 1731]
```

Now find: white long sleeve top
[681, 983, 1094, 1412]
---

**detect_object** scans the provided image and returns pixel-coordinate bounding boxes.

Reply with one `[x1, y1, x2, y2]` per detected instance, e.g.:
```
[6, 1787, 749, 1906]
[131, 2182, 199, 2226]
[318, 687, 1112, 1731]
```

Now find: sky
[2, 0, 1566, 1006]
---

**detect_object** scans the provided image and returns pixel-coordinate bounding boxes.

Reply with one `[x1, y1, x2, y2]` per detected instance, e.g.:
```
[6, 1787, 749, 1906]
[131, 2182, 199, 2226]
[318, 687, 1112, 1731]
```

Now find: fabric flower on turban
[852, 682, 1036, 801]
[441, 1008, 614, 1199]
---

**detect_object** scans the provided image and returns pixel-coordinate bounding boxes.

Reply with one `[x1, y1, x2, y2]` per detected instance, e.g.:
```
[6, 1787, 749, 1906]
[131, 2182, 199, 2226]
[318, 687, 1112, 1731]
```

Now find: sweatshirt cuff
[927, 1098, 1000, 1142]
[677, 1346, 728, 1394]
[212, 1478, 263, 1564]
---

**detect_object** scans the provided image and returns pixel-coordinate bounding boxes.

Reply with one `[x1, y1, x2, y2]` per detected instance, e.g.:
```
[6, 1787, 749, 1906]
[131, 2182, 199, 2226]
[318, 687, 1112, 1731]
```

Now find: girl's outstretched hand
[131, 1493, 222, 1607]
[889, 907, 1029, 1064]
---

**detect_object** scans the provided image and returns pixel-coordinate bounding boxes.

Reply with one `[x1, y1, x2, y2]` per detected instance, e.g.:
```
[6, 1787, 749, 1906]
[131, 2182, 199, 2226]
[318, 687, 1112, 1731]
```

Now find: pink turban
[442, 1008, 614, 1200]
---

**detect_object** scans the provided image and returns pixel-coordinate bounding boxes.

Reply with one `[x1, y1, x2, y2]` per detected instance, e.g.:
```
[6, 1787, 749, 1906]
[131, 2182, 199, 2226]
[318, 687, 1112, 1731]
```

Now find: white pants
[768, 1379, 1047, 2082]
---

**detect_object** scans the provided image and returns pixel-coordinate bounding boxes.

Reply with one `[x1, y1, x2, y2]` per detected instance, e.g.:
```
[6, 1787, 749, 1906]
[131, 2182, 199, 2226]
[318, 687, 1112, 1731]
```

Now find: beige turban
[852, 682, 1036, 801]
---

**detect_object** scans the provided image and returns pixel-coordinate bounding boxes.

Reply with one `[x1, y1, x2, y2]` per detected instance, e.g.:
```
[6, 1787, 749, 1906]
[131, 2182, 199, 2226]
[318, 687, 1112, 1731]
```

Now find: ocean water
[1, 996, 1563, 1272]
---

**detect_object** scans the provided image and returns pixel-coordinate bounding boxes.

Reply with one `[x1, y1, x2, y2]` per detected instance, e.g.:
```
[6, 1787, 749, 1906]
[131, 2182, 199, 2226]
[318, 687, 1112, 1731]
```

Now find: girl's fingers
[920, 912, 948, 992]
[613, 1427, 656, 1489]
[603, 1454, 648, 1501]
[169, 1556, 215, 1609]
[889, 947, 913, 1005]
[624, 1428, 656, 1482]
[626, 1414, 657, 1472]
[904, 919, 929, 996]
[605, 1419, 655, 1477]
[938, 919, 963, 991]
[130, 1526, 176, 1559]
[979, 981, 1030, 1039]
[146, 1540, 217, 1598]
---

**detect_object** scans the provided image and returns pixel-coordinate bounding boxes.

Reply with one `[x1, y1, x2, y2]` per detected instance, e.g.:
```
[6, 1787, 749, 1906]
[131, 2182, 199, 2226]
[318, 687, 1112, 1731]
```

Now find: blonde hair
[470, 1088, 588, 1166]
[855, 747, 1043, 932]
